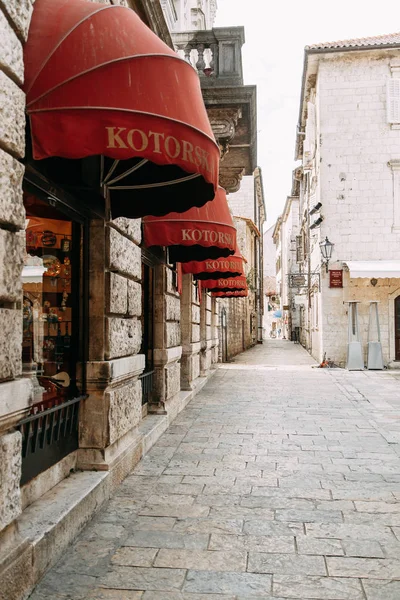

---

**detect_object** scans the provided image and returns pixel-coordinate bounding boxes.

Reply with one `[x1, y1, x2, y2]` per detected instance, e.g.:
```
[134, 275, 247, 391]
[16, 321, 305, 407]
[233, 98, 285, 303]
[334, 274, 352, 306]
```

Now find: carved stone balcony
[171, 27, 257, 194]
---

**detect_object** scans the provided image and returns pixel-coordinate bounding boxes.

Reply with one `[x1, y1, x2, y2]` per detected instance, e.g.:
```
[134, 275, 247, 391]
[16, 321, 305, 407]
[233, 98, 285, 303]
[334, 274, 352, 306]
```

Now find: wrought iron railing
[17, 396, 82, 485]
[139, 370, 154, 406]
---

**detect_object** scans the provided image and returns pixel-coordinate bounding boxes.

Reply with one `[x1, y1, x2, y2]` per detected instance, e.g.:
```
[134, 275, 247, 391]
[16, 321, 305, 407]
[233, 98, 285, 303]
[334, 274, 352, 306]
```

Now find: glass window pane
[23, 191, 83, 411]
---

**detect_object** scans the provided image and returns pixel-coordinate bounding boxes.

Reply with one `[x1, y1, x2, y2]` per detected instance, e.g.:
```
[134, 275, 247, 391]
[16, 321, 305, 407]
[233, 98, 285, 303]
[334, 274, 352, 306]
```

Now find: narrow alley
[30, 341, 400, 600]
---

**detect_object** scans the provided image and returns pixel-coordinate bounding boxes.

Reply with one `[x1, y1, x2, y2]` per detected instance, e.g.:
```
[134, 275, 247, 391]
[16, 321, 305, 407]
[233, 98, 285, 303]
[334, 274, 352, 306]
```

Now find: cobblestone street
[30, 341, 400, 600]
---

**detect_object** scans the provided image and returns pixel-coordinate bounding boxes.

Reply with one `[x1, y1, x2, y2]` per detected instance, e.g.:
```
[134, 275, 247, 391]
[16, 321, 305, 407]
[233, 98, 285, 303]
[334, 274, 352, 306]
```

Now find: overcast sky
[214, 0, 398, 229]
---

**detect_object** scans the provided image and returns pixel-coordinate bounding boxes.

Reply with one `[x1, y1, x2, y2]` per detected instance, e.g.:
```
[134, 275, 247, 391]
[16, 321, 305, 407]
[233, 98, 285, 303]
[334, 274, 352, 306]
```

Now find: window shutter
[387, 78, 400, 124]
[296, 235, 304, 263]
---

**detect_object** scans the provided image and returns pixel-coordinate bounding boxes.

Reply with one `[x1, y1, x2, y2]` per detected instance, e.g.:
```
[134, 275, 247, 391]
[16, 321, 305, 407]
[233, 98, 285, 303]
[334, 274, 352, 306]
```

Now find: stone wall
[78, 217, 145, 474]
[200, 290, 213, 375]
[227, 176, 255, 221]
[317, 269, 400, 367]
[180, 274, 201, 389]
[311, 49, 400, 365]
[153, 263, 182, 408]
[0, 0, 35, 532]
[318, 51, 400, 262]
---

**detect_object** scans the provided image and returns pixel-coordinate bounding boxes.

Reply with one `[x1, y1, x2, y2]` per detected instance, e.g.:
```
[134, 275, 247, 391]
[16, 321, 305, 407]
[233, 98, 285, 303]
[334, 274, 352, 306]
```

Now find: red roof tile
[306, 31, 400, 51]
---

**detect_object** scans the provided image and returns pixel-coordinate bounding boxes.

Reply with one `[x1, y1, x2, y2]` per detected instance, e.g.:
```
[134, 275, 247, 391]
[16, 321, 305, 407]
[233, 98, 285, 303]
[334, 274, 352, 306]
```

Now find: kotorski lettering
[106, 127, 214, 174]
[218, 279, 243, 287]
[181, 229, 233, 246]
[205, 260, 242, 271]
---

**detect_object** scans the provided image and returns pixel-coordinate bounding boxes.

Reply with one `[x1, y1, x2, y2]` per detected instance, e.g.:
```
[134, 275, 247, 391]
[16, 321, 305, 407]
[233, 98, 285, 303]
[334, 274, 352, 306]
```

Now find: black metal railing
[140, 370, 154, 406]
[17, 396, 82, 485]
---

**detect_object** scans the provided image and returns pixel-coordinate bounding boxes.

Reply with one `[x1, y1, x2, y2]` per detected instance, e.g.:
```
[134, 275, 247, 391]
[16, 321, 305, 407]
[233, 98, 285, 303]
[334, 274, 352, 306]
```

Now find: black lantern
[319, 237, 334, 272]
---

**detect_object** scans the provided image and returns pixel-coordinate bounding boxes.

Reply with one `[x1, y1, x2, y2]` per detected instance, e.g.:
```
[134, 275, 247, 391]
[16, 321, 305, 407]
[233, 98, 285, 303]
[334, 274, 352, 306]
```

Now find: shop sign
[289, 274, 307, 288]
[329, 269, 343, 288]
[283, 305, 290, 310]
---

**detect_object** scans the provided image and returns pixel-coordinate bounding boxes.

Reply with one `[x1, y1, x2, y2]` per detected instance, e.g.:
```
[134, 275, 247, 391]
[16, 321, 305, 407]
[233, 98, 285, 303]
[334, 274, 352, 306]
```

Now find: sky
[214, 0, 399, 229]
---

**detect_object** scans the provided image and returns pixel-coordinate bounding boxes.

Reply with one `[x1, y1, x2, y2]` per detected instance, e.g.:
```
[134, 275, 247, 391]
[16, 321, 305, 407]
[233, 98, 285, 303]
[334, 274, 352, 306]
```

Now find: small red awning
[182, 244, 245, 279]
[212, 289, 249, 298]
[143, 187, 236, 262]
[202, 275, 247, 293]
[24, 0, 219, 218]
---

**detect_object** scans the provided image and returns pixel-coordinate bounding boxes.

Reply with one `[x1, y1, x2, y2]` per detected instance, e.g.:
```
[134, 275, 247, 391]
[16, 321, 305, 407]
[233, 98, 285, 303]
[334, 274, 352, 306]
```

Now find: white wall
[316, 49, 400, 365]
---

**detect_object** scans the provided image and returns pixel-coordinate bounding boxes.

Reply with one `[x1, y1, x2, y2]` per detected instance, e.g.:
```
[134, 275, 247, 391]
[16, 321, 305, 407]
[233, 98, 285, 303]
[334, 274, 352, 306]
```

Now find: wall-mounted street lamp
[309, 202, 322, 216]
[319, 237, 334, 272]
[310, 216, 323, 230]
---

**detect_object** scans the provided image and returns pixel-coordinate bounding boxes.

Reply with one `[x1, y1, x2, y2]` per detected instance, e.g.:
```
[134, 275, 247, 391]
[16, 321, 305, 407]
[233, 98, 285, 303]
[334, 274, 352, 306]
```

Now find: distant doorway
[395, 296, 400, 360]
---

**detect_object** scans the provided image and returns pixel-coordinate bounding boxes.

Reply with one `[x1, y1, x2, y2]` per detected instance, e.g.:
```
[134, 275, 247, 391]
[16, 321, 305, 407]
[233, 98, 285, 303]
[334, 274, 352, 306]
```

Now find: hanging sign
[329, 269, 343, 288]
[289, 274, 307, 288]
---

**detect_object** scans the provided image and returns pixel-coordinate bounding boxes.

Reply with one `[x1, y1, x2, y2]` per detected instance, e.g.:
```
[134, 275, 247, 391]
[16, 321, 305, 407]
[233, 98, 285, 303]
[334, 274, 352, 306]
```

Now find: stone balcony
[172, 27, 257, 193]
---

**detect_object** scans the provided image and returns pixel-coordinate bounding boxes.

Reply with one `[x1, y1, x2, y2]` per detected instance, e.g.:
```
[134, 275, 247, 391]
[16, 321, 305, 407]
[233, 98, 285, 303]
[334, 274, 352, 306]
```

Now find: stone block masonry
[0, 0, 35, 535]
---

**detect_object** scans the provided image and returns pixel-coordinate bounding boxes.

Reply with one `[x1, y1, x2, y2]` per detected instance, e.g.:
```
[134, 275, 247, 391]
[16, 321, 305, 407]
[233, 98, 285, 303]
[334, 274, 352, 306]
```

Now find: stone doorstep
[0, 366, 218, 600]
[0, 471, 108, 600]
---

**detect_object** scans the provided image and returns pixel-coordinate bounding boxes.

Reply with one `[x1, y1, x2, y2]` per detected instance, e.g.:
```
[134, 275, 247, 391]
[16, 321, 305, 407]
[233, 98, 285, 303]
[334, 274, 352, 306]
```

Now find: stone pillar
[200, 291, 213, 375]
[211, 297, 220, 364]
[78, 218, 145, 486]
[181, 275, 201, 389]
[0, 0, 35, 535]
[153, 263, 182, 412]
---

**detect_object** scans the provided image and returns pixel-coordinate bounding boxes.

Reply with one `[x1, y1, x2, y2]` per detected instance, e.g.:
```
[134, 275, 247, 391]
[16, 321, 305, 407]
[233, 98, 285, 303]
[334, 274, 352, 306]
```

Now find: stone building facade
[273, 193, 300, 341]
[287, 33, 400, 366]
[0, 1, 257, 598]
[262, 224, 280, 339]
[218, 170, 266, 361]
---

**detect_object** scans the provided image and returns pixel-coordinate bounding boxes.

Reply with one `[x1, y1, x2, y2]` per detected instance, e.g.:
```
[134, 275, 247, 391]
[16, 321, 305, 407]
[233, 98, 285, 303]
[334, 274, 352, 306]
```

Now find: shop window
[18, 185, 88, 484]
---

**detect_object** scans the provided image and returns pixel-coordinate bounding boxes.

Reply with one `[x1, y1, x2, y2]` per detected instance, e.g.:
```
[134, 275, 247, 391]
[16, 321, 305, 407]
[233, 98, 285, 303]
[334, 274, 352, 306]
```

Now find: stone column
[78, 218, 145, 487]
[200, 291, 213, 375]
[153, 263, 182, 412]
[181, 274, 201, 389]
[0, 0, 35, 534]
[211, 297, 220, 364]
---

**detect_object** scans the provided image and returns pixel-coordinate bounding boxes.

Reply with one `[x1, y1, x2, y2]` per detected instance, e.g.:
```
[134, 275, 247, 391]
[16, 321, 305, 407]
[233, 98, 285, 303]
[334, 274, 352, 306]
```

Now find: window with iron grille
[18, 178, 88, 485]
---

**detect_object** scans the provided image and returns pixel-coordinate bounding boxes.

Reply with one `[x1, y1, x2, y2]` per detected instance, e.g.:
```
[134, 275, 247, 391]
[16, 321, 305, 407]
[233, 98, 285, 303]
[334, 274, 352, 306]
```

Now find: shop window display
[22, 192, 83, 412]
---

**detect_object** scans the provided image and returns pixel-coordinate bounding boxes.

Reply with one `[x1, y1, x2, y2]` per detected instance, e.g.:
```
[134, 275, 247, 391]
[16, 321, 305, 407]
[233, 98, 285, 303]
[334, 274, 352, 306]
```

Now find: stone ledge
[0, 378, 33, 434]
[85, 355, 145, 387]
[153, 345, 182, 366]
[182, 341, 202, 354]
[0, 470, 108, 600]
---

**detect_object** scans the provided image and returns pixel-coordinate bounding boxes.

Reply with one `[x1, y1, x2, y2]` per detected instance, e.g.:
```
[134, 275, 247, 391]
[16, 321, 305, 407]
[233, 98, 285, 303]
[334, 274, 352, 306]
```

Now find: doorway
[395, 296, 400, 360]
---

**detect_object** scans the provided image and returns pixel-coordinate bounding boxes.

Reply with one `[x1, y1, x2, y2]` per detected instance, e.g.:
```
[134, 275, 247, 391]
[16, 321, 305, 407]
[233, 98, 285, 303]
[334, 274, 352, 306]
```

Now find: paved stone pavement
[29, 340, 400, 600]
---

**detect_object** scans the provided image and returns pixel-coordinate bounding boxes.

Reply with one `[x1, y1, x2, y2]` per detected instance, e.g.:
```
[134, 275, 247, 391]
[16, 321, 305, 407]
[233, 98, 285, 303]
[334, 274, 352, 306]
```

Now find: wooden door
[395, 296, 400, 360]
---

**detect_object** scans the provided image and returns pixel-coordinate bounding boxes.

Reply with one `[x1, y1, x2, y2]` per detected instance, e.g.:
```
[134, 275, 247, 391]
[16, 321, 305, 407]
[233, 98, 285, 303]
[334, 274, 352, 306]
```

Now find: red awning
[143, 187, 236, 262]
[202, 275, 247, 293]
[24, 0, 219, 218]
[212, 289, 249, 298]
[182, 244, 245, 279]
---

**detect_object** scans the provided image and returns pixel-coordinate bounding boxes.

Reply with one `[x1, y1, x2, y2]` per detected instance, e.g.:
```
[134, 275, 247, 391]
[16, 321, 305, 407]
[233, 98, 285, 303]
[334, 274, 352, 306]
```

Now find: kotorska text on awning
[24, 0, 220, 218]
[201, 275, 248, 293]
[212, 289, 249, 298]
[182, 243, 245, 280]
[143, 187, 236, 262]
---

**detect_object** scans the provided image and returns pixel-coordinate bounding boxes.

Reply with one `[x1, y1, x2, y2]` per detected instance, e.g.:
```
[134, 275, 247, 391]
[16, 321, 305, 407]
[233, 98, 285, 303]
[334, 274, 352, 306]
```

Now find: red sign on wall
[329, 270, 343, 288]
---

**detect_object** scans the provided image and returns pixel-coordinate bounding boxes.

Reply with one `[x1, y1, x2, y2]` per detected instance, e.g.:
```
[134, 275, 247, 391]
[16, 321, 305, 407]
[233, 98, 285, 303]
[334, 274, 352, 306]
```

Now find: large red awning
[143, 187, 236, 262]
[182, 244, 245, 280]
[202, 275, 247, 293]
[24, 0, 219, 218]
[212, 289, 249, 298]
